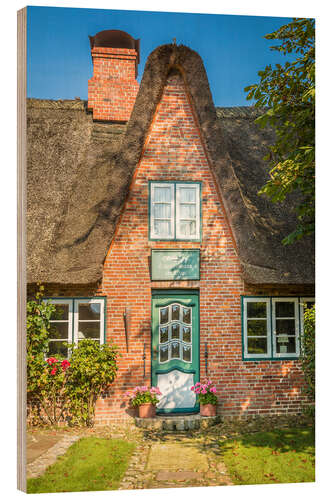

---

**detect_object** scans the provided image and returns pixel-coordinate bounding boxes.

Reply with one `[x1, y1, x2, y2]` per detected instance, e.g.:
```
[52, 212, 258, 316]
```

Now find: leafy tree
[65, 339, 118, 426]
[245, 18, 315, 244]
[300, 304, 315, 404]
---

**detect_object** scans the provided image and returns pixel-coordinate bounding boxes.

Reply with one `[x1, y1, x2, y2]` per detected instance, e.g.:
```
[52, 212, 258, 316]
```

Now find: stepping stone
[147, 442, 209, 471]
[156, 471, 202, 482]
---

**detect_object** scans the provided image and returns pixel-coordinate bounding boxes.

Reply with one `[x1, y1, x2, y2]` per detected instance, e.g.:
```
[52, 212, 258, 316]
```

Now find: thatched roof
[27, 44, 314, 285]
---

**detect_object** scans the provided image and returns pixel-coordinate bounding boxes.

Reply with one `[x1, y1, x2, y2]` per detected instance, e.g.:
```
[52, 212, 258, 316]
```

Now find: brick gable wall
[88, 71, 310, 423]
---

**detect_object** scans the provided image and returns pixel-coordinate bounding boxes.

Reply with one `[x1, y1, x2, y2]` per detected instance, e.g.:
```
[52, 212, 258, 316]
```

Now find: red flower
[61, 360, 70, 371]
[46, 357, 58, 365]
[50, 366, 57, 376]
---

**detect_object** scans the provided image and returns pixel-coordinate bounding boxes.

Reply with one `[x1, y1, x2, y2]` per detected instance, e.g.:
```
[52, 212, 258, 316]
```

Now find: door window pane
[182, 326, 191, 343]
[160, 344, 169, 363]
[171, 323, 180, 339]
[172, 304, 180, 321]
[159, 326, 169, 344]
[182, 307, 191, 324]
[171, 342, 180, 359]
[182, 345, 191, 362]
[160, 307, 169, 324]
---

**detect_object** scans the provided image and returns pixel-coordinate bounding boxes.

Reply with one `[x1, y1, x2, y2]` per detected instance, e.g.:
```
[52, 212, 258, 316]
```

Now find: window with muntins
[150, 182, 200, 240]
[242, 297, 314, 360]
[46, 298, 105, 357]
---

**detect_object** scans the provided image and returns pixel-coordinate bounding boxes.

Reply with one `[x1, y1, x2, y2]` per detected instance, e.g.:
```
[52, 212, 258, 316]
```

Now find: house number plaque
[151, 250, 200, 281]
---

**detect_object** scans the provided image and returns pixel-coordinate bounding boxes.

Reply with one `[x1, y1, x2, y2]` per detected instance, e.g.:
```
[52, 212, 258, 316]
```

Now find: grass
[27, 437, 135, 493]
[219, 427, 315, 485]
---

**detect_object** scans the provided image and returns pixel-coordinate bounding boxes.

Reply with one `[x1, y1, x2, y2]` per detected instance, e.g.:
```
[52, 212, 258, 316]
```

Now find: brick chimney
[88, 30, 140, 122]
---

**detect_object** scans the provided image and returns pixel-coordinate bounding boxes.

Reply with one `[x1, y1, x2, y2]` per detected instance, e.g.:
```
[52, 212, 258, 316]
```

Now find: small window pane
[247, 302, 267, 318]
[154, 203, 171, 219]
[171, 342, 180, 359]
[154, 186, 172, 202]
[247, 338, 267, 355]
[78, 303, 101, 321]
[276, 319, 295, 336]
[180, 204, 196, 219]
[154, 220, 171, 237]
[159, 326, 169, 343]
[171, 323, 180, 339]
[182, 326, 191, 343]
[77, 322, 100, 340]
[182, 345, 191, 362]
[48, 341, 68, 358]
[276, 301, 295, 318]
[247, 319, 267, 337]
[179, 187, 196, 203]
[180, 221, 196, 236]
[276, 336, 296, 354]
[160, 344, 169, 363]
[183, 307, 191, 324]
[172, 305, 180, 321]
[50, 304, 69, 321]
[49, 323, 69, 340]
[160, 307, 169, 324]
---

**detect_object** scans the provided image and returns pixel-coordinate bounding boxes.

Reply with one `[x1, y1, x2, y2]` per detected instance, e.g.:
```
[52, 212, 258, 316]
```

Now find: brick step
[134, 414, 221, 432]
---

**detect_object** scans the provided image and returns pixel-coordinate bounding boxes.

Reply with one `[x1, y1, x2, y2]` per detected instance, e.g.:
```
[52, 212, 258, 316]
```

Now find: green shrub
[300, 304, 315, 404]
[65, 339, 118, 426]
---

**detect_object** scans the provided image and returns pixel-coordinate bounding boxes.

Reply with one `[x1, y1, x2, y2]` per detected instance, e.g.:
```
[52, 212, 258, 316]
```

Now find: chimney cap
[89, 30, 140, 63]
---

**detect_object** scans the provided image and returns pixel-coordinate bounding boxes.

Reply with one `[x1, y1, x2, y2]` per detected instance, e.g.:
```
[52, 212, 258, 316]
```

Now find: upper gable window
[150, 182, 201, 240]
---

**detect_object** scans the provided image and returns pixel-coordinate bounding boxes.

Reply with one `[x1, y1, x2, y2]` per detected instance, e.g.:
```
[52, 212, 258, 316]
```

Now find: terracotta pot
[200, 403, 217, 417]
[138, 403, 156, 418]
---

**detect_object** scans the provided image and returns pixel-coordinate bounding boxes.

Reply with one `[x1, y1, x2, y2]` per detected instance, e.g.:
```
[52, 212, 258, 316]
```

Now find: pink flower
[195, 388, 201, 394]
[50, 366, 57, 376]
[201, 389, 207, 394]
[61, 360, 70, 371]
[190, 386, 195, 391]
[210, 387, 217, 393]
[46, 357, 58, 365]
[141, 386, 148, 392]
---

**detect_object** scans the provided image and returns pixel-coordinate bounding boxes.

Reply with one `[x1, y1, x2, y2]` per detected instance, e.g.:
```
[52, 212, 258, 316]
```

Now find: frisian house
[27, 30, 315, 424]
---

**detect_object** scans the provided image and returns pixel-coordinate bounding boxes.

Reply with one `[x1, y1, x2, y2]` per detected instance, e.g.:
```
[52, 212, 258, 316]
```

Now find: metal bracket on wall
[205, 342, 208, 375]
[143, 342, 146, 378]
[123, 308, 129, 352]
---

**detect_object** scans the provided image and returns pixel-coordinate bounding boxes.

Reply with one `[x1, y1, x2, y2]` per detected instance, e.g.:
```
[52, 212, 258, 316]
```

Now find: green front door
[151, 291, 199, 414]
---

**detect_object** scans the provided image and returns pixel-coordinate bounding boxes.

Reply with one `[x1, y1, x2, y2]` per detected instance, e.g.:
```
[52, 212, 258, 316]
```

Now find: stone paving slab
[156, 470, 202, 481]
[27, 434, 80, 479]
[147, 442, 209, 471]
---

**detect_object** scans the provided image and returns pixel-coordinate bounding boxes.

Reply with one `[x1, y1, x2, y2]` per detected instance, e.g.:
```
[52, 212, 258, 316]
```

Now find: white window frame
[45, 298, 105, 357]
[150, 182, 175, 240]
[45, 299, 73, 357]
[272, 298, 300, 359]
[243, 297, 272, 359]
[150, 182, 200, 241]
[175, 183, 201, 240]
[74, 298, 105, 345]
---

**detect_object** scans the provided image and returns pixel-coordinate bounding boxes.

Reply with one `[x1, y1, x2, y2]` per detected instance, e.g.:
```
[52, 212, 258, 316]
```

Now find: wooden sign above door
[151, 249, 200, 281]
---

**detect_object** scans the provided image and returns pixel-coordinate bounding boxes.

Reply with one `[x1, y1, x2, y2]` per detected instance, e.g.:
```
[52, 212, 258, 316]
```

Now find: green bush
[65, 339, 118, 426]
[300, 304, 315, 404]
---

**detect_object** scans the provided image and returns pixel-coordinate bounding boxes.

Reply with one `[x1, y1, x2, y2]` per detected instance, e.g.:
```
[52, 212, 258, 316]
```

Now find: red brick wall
[92, 71, 310, 424]
[88, 47, 139, 121]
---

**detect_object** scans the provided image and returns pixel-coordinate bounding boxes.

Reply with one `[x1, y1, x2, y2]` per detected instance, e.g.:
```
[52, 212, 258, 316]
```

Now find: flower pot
[138, 403, 156, 418]
[200, 403, 217, 417]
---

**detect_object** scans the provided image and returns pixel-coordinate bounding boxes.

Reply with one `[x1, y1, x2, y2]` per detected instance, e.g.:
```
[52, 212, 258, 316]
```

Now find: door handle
[153, 346, 158, 360]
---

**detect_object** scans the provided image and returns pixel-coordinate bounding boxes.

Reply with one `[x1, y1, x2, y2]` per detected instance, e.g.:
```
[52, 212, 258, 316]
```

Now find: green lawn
[219, 427, 315, 485]
[27, 437, 135, 493]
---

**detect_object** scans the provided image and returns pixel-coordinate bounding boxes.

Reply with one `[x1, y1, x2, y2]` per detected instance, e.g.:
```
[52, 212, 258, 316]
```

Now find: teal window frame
[242, 296, 314, 361]
[149, 180, 202, 241]
[44, 297, 107, 357]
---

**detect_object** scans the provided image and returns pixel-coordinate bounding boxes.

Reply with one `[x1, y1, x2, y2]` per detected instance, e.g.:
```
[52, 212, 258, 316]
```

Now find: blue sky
[27, 6, 293, 106]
